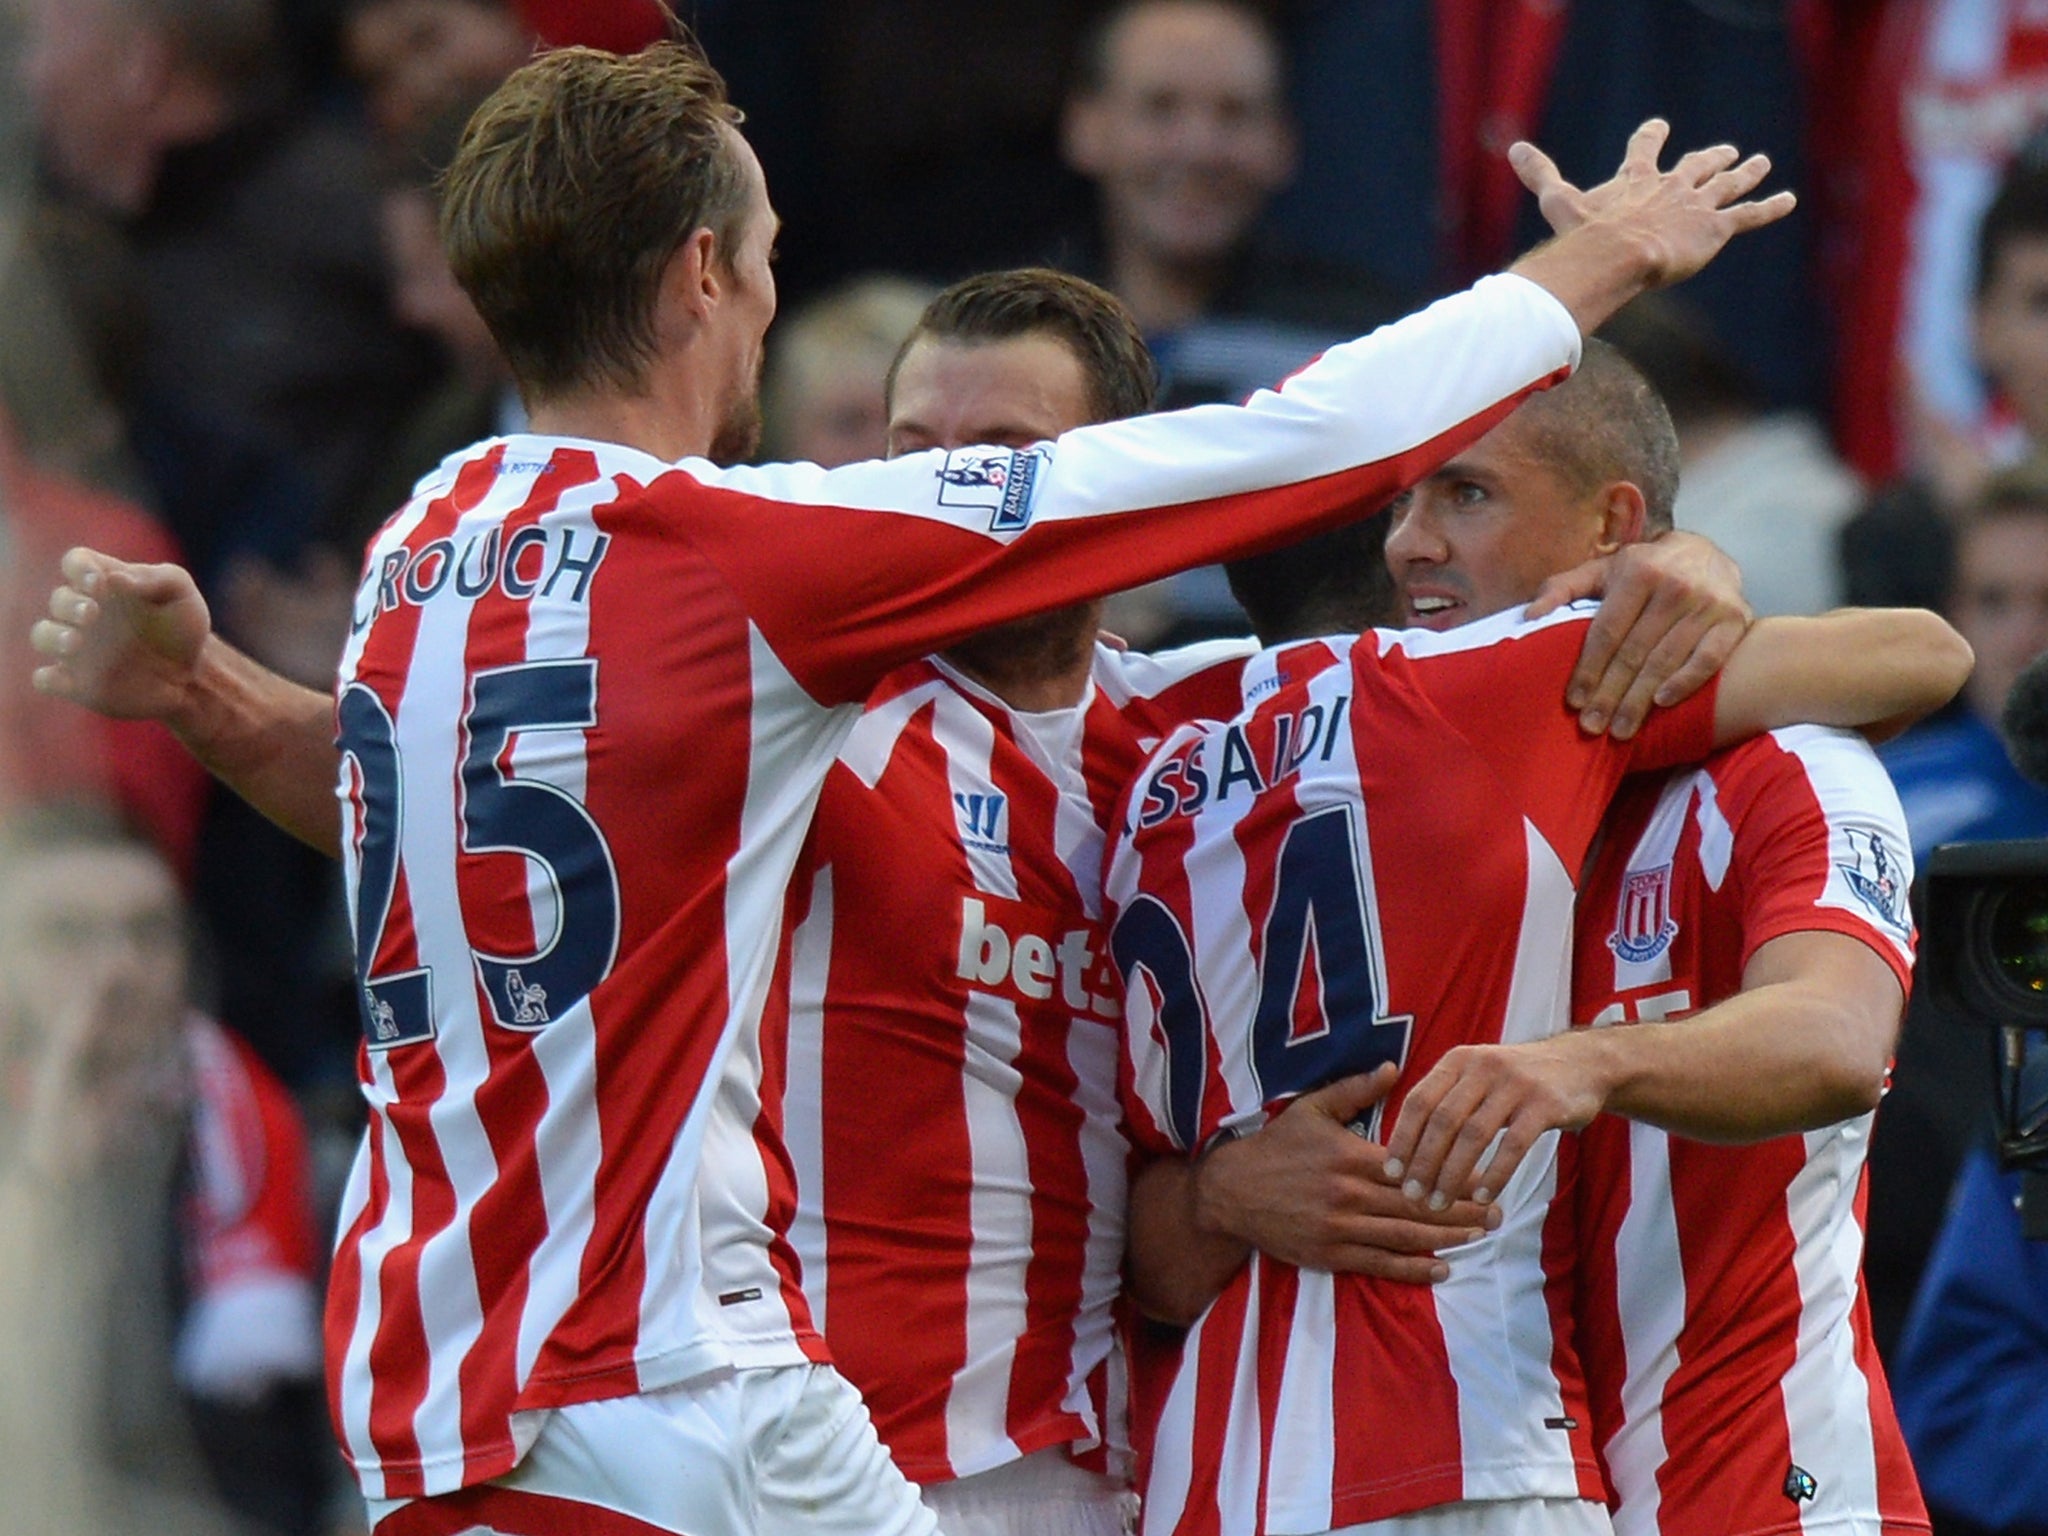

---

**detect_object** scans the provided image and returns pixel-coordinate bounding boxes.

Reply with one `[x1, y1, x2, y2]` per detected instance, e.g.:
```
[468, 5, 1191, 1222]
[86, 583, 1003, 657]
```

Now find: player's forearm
[1711, 609, 1973, 745]
[1507, 221, 1662, 338]
[1577, 983, 1891, 1143]
[1127, 1154, 1250, 1327]
[172, 636, 342, 854]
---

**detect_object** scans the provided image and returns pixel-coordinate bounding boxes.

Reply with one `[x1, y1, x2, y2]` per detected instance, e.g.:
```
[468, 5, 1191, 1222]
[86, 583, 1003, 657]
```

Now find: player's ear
[1592, 481, 1647, 554]
[661, 228, 722, 327]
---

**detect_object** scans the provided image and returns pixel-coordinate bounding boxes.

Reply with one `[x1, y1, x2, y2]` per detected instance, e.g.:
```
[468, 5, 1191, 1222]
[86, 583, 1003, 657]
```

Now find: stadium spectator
[18, 0, 438, 585]
[1864, 459, 2048, 1360]
[0, 806, 329, 1536]
[1845, 153, 2048, 612]
[1892, 1147, 2048, 1536]
[339, 0, 533, 142]
[761, 274, 937, 466]
[1879, 460, 2048, 864]
[1058, 0, 1405, 409]
[1602, 294, 1862, 617]
[341, 97, 528, 555]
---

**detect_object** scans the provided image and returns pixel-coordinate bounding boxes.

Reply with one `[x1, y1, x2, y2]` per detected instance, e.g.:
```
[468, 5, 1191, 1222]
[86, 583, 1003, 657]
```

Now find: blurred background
[1, 1, 2046, 1532]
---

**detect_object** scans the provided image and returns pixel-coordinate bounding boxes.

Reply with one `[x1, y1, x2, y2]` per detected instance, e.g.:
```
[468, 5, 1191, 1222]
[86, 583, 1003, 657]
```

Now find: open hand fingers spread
[1672, 143, 1739, 187]
[1621, 118, 1672, 172]
[1702, 152, 1774, 207]
[1508, 140, 1567, 198]
[1727, 189, 1798, 232]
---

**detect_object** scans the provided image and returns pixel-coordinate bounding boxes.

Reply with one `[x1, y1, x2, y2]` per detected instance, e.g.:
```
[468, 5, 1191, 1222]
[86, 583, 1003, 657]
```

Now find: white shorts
[365, 1363, 935, 1536]
[921, 1448, 1133, 1536]
[1333, 1497, 1612, 1536]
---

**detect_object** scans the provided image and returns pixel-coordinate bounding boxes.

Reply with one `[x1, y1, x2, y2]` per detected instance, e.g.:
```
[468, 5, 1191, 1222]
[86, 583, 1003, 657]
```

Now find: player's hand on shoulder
[1382, 1036, 1612, 1211]
[1513, 118, 1796, 288]
[1529, 530, 1752, 740]
[1197, 1065, 1494, 1284]
[30, 546, 213, 721]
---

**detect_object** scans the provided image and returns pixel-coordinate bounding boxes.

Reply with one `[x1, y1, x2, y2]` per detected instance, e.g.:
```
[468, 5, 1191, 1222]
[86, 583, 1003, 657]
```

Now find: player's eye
[1452, 480, 1488, 506]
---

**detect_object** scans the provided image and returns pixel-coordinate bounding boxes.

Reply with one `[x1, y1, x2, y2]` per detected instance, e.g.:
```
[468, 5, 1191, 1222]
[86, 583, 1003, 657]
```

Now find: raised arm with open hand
[30, 547, 341, 854]
[1508, 118, 1797, 338]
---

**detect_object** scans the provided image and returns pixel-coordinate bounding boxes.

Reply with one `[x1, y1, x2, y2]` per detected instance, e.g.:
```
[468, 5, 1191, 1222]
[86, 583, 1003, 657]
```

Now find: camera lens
[1990, 879, 2048, 996]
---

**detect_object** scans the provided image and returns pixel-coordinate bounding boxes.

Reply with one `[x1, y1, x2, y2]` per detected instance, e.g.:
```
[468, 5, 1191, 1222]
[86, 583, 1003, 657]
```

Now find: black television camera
[1923, 837, 2048, 1236]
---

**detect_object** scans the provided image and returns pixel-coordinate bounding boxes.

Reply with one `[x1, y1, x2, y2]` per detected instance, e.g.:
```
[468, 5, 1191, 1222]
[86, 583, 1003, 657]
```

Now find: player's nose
[1383, 498, 1446, 567]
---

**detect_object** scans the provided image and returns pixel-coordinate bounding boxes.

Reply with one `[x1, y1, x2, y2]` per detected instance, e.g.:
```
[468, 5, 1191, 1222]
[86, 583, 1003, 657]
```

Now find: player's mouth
[1403, 591, 1463, 629]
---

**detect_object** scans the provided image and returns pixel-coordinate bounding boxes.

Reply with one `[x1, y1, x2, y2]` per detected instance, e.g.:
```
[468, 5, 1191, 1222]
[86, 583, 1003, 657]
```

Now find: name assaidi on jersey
[1135, 693, 1352, 829]
[956, 897, 1120, 1020]
[352, 525, 612, 633]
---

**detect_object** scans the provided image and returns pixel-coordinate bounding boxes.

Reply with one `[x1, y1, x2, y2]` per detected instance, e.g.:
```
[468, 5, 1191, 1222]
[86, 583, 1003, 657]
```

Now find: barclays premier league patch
[1838, 828, 1910, 935]
[935, 446, 1047, 532]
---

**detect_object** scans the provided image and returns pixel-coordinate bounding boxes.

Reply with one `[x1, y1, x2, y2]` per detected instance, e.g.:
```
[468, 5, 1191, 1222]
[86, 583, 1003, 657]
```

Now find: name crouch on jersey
[353, 525, 612, 633]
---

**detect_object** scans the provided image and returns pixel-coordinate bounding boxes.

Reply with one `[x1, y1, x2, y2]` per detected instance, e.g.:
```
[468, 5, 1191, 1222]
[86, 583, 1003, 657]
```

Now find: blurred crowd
[5, 1, 2048, 1533]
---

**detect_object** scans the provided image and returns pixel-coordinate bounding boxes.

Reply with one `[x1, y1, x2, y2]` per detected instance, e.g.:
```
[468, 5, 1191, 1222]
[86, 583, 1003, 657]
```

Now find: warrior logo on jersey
[1839, 828, 1910, 934]
[1784, 1465, 1819, 1504]
[954, 791, 1009, 855]
[935, 447, 1046, 532]
[1609, 863, 1679, 964]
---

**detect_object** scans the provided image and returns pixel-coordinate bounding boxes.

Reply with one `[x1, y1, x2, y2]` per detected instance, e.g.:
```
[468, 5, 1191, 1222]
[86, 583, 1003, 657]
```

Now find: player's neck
[526, 372, 721, 464]
[942, 605, 1102, 712]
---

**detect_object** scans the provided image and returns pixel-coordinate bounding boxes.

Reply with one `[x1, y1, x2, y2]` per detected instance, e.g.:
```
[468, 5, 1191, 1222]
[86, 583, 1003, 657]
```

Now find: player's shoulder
[1707, 724, 1898, 817]
[1366, 599, 1597, 664]
[1092, 635, 1259, 705]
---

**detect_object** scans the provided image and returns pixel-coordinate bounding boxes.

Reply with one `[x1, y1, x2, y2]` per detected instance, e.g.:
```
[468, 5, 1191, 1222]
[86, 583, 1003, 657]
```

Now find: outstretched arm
[1507, 119, 1795, 335]
[31, 549, 341, 855]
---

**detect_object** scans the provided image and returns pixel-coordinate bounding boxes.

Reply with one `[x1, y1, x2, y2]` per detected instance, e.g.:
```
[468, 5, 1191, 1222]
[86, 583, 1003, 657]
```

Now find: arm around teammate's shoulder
[1709, 609, 1973, 748]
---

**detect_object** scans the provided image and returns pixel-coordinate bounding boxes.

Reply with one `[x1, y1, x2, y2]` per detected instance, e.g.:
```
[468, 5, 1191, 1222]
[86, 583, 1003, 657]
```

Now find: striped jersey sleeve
[1567, 726, 1926, 1536]
[658, 274, 1577, 704]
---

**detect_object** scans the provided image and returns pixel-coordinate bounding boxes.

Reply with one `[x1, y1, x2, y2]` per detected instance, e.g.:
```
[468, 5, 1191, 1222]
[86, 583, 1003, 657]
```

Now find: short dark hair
[1071, 0, 1285, 97]
[1228, 341, 1678, 644]
[1224, 512, 1396, 645]
[1510, 337, 1679, 535]
[1978, 158, 2048, 297]
[440, 41, 750, 401]
[1598, 294, 1760, 433]
[886, 267, 1157, 425]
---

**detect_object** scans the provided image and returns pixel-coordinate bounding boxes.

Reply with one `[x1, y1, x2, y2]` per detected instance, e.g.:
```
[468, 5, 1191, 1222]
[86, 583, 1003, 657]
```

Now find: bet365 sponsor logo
[956, 897, 1119, 1018]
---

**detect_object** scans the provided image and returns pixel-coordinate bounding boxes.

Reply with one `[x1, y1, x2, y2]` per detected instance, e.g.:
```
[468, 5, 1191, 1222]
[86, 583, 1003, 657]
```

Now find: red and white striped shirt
[321, 270, 1582, 1499]
[1107, 607, 1721, 1536]
[1566, 726, 1928, 1536]
[781, 640, 1249, 1486]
